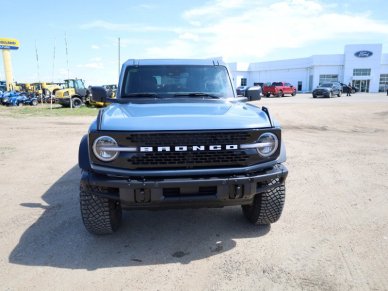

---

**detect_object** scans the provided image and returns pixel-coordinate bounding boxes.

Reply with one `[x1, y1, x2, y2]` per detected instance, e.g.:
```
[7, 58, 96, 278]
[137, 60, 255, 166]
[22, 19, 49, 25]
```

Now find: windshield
[320, 83, 333, 87]
[64, 80, 76, 89]
[121, 65, 234, 98]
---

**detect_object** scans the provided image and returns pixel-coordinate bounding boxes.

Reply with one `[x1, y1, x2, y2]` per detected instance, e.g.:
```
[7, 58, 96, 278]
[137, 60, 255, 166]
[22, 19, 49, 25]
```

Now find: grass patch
[0, 104, 100, 117]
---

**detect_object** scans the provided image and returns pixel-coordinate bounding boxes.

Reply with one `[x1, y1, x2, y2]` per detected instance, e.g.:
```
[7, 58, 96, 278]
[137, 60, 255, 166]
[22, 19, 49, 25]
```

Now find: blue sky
[1, 0, 388, 85]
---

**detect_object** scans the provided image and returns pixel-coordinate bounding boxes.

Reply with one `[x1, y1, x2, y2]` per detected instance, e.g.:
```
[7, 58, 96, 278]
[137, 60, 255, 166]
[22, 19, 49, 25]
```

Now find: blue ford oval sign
[354, 50, 373, 58]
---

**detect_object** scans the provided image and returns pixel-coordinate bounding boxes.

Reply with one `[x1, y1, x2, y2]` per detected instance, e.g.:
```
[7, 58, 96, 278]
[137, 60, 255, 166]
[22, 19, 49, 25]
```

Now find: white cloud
[138, 3, 157, 9]
[80, 20, 179, 33]
[80, 1, 388, 62]
[91, 44, 100, 49]
[145, 0, 388, 61]
[77, 61, 104, 69]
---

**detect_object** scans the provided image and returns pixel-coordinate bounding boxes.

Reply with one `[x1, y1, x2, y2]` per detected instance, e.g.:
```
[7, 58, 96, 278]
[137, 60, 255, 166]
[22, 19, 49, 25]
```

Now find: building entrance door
[352, 80, 370, 92]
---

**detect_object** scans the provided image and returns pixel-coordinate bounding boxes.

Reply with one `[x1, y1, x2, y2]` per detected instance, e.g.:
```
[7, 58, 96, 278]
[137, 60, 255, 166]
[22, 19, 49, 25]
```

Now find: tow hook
[230, 184, 244, 199]
[135, 188, 151, 203]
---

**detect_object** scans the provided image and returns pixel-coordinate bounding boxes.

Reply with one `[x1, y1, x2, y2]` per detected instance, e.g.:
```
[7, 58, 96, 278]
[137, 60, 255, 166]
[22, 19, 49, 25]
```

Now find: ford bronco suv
[79, 59, 288, 234]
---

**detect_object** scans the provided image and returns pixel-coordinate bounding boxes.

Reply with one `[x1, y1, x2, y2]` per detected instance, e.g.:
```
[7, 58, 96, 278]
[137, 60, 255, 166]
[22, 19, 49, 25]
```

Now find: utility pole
[35, 40, 40, 82]
[118, 37, 121, 77]
[65, 33, 72, 108]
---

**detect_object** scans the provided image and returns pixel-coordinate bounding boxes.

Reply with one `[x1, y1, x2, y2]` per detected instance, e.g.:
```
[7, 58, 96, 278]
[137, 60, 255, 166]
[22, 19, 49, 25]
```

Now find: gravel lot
[1, 93, 387, 290]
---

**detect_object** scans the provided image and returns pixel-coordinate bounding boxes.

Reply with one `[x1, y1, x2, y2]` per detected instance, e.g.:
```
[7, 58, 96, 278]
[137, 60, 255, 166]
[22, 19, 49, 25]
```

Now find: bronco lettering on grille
[139, 145, 239, 152]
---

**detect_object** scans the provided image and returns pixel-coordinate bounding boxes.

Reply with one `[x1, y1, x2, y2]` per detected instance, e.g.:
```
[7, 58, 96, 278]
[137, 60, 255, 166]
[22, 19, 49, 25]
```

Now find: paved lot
[1, 93, 387, 290]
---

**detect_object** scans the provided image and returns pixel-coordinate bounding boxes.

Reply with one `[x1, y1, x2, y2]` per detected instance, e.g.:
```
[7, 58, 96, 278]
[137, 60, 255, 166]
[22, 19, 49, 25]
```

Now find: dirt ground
[1, 93, 387, 290]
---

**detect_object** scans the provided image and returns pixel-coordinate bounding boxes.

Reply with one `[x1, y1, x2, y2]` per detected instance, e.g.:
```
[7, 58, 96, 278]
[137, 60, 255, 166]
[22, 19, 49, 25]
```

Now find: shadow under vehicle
[9, 165, 271, 270]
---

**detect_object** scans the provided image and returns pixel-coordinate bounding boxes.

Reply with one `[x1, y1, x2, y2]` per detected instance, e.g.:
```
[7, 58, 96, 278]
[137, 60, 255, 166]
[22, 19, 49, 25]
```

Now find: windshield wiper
[122, 92, 160, 98]
[173, 92, 220, 99]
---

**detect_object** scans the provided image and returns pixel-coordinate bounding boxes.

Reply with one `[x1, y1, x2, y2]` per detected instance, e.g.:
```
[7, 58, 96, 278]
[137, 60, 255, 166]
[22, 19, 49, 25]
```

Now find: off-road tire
[266, 93, 271, 97]
[291, 90, 296, 96]
[31, 99, 38, 106]
[72, 97, 83, 108]
[313, 94, 317, 98]
[277, 91, 283, 97]
[80, 182, 122, 235]
[242, 178, 285, 225]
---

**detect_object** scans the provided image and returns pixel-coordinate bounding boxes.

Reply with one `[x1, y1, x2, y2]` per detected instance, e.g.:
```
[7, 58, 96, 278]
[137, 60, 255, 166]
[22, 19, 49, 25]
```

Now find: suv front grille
[90, 129, 280, 170]
[127, 132, 253, 146]
[130, 150, 250, 167]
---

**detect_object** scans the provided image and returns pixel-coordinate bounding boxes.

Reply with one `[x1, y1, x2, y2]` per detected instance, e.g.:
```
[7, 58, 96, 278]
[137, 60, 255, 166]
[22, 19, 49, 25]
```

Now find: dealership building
[228, 44, 388, 93]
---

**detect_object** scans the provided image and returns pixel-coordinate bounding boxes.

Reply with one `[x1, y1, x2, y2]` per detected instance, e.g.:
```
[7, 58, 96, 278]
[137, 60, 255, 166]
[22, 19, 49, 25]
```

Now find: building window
[319, 74, 338, 84]
[379, 74, 388, 92]
[240, 78, 247, 86]
[353, 69, 371, 76]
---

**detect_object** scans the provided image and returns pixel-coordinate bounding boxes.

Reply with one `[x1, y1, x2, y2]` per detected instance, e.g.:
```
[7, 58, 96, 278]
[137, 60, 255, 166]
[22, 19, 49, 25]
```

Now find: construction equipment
[55, 78, 89, 108]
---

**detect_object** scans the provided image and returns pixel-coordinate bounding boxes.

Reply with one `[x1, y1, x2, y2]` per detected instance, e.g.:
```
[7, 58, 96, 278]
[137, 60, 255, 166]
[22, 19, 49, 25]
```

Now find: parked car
[312, 82, 342, 98]
[79, 58, 288, 234]
[263, 82, 296, 97]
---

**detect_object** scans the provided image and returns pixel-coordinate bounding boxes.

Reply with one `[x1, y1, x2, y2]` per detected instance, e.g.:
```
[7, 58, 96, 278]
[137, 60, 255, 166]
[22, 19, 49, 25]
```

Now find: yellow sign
[0, 38, 20, 50]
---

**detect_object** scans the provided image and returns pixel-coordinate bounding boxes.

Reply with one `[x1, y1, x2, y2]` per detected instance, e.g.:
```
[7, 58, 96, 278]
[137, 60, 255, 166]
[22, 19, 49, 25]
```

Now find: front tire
[72, 97, 83, 108]
[242, 179, 285, 225]
[291, 90, 296, 96]
[80, 182, 122, 235]
[277, 91, 283, 97]
[337, 91, 342, 97]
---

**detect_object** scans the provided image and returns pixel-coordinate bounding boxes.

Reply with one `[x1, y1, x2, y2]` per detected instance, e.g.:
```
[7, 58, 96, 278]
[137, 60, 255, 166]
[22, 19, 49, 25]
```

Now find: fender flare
[79, 134, 92, 171]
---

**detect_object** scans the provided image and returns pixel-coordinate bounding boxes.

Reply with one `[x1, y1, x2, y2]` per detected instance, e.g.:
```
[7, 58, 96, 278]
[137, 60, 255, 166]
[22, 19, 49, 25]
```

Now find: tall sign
[0, 38, 20, 91]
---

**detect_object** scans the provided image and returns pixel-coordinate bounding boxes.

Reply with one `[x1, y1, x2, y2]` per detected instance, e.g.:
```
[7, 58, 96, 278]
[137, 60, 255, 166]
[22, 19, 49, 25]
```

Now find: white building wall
[228, 44, 386, 93]
[249, 68, 307, 89]
[380, 54, 388, 73]
[344, 44, 382, 92]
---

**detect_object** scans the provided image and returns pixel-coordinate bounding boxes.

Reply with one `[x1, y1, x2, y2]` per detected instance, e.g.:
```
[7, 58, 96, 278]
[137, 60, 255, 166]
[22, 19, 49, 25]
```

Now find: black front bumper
[81, 164, 288, 209]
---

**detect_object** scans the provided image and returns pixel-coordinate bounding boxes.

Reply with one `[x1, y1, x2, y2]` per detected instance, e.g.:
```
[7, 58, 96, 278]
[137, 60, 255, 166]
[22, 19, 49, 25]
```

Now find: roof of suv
[122, 58, 225, 67]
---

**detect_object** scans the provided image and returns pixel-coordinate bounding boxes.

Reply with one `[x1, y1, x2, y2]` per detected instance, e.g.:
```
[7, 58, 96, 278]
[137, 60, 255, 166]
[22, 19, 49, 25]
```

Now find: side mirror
[90, 86, 108, 103]
[245, 86, 261, 101]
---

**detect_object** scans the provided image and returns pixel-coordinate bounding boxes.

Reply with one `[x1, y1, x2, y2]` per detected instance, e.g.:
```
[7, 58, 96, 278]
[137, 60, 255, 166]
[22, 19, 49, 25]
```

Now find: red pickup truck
[263, 82, 297, 97]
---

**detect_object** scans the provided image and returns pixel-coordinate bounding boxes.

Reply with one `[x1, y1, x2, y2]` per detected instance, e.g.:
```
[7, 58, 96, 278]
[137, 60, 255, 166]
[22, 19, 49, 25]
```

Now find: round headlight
[256, 133, 278, 157]
[93, 136, 119, 162]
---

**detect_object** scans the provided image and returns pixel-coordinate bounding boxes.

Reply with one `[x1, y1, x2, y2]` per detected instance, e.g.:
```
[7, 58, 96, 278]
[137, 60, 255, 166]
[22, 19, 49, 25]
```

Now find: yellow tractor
[13, 82, 26, 92]
[42, 82, 62, 97]
[55, 79, 89, 108]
